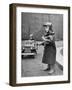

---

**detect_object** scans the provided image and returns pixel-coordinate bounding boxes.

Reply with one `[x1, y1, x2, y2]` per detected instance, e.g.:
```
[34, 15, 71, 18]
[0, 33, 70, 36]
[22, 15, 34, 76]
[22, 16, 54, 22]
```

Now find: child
[42, 22, 56, 74]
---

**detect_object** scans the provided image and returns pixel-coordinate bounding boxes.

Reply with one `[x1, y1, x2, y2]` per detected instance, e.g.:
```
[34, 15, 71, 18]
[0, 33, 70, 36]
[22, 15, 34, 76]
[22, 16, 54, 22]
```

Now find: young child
[42, 22, 56, 74]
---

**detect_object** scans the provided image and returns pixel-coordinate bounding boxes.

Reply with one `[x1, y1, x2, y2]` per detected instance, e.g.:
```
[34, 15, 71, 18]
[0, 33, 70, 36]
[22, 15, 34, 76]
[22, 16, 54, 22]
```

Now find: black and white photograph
[21, 13, 63, 77]
[9, 4, 70, 86]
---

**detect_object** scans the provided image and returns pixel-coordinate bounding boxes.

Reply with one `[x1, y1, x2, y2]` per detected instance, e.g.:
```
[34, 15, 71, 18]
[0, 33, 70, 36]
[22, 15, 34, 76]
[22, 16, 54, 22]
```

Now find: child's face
[44, 26, 49, 32]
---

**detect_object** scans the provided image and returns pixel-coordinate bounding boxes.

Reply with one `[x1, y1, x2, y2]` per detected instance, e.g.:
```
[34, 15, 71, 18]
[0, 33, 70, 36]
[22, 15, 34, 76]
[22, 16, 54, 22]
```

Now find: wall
[0, 0, 72, 90]
[22, 13, 63, 40]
